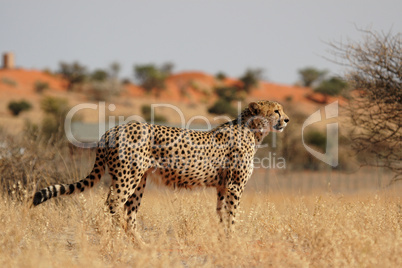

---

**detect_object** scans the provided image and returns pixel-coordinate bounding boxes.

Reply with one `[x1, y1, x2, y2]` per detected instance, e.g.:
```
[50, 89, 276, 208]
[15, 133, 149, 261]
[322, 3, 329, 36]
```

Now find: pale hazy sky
[1, 0, 401, 84]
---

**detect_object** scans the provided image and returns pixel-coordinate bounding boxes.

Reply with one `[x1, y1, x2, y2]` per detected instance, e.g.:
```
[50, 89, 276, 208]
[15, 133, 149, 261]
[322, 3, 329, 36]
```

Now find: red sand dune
[0, 68, 345, 108]
[122, 83, 145, 97]
[0, 69, 68, 95]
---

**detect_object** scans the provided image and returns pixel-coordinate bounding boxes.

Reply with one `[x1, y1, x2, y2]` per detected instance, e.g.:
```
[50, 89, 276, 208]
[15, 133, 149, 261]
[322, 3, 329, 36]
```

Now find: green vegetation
[298, 67, 328, 88]
[215, 71, 227, 81]
[57, 61, 123, 100]
[315, 76, 348, 96]
[239, 68, 263, 92]
[34, 80, 49, 93]
[208, 86, 245, 118]
[7, 100, 32, 116]
[40, 97, 69, 141]
[298, 66, 348, 99]
[24, 96, 71, 144]
[207, 99, 239, 118]
[90, 69, 109, 82]
[1, 77, 17, 87]
[141, 105, 168, 123]
[134, 63, 174, 97]
[304, 129, 327, 152]
[58, 61, 88, 89]
[215, 86, 245, 102]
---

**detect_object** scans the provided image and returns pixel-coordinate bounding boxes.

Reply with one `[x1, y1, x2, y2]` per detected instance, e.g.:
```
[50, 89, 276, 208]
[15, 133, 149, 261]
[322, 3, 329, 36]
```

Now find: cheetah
[32, 101, 289, 237]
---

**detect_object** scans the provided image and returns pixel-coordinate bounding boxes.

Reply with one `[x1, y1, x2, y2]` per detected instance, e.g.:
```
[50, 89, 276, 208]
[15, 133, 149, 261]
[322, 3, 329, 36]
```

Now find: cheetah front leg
[225, 166, 251, 233]
[225, 183, 244, 233]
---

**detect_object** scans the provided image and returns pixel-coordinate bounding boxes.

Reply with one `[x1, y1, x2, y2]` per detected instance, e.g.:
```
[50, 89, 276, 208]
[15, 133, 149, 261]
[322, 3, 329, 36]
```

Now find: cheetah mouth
[273, 124, 285, 132]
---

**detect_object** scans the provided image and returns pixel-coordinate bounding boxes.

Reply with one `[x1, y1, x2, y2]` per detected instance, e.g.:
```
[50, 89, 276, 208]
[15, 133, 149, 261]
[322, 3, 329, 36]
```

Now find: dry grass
[0, 184, 401, 267]
[0, 131, 401, 267]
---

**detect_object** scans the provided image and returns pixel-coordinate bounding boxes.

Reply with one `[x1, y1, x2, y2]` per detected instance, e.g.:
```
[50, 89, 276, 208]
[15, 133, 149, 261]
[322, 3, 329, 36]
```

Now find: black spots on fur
[89, 175, 95, 180]
[83, 180, 89, 186]
[76, 182, 82, 190]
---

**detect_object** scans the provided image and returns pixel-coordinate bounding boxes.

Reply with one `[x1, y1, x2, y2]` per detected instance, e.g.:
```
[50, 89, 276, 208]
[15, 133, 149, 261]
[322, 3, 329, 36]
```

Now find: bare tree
[330, 29, 401, 183]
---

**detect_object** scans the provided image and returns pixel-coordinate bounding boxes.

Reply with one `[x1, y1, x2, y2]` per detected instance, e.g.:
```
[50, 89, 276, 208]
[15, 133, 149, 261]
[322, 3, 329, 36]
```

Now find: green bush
[214, 86, 245, 102]
[215, 72, 227, 81]
[134, 63, 173, 97]
[208, 99, 238, 118]
[1, 77, 17, 87]
[8, 100, 32, 116]
[34, 80, 49, 93]
[40, 96, 69, 116]
[304, 130, 327, 152]
[141, 105, 168, 123]
[91, 69, 109, 82]
[37, 96, 70, 143]
[315, 77, 348, 96]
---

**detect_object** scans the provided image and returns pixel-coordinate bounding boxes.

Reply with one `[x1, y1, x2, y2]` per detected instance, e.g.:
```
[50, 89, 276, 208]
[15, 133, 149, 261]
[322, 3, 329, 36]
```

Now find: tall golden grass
[0, 183, 401, 267]
[0, 132, 401, 267]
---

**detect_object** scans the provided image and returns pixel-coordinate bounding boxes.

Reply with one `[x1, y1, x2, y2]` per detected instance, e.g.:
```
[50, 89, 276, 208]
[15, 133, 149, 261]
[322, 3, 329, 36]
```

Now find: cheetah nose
[284, 119, 289, 123]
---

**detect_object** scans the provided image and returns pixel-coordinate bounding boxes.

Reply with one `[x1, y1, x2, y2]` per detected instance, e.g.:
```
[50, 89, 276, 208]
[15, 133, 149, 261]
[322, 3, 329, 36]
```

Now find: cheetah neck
[235, 109, 270, 145]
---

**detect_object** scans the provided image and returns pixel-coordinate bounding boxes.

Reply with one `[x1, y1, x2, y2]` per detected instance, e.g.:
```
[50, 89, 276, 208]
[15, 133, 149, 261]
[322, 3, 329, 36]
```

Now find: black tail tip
[32, 192, 43, 206]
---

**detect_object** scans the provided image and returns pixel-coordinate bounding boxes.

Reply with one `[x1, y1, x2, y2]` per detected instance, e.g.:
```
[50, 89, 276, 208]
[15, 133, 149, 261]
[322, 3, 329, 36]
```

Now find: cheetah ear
[248, 102, 260, 115]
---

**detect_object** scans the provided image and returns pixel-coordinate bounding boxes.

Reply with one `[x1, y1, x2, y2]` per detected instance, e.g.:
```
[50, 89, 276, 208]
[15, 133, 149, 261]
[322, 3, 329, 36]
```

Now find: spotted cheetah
[32, 101, 289, 237]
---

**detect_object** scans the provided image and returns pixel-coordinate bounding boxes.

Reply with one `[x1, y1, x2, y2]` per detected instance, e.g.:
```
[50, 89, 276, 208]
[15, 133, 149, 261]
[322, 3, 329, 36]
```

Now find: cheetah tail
[31, 150, 106, 207]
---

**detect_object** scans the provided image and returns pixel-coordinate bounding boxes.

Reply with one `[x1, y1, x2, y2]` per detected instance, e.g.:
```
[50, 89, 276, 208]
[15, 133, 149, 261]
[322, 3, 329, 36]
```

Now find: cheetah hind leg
[124, 175, 147, 246]
[105, 186, 123, 225]
[216, 186, 227, 224]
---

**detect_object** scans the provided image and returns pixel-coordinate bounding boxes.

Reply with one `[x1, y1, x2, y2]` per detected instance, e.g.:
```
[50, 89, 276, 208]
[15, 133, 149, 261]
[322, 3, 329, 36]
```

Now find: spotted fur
[32, 101, 289, 235]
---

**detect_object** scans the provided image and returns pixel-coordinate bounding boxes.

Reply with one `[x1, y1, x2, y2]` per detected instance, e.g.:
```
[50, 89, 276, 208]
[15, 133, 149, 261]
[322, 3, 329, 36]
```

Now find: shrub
[141, 105, 168, 123]
[304, 130, 327, 152]
[208, 99, 238, 118]
[36, 96, 70, 143]
[215, 72, 227, 81]
[91, 69, 109, 82]
[1, 77, 17, 87]
[134, 63, 173, 97]
[58, 61, 88, 89]
[239, 68, 263, 92]
[8, 100, 32, 116]
[315, 76, 348, 96]
[34, 80, 49, 93]
[40, 96, 69, 116]
[215, 86, 245, 102]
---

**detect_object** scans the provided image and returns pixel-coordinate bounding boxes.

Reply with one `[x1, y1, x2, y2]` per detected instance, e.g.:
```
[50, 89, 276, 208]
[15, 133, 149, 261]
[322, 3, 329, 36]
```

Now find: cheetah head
[248, 101, 290, 133]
